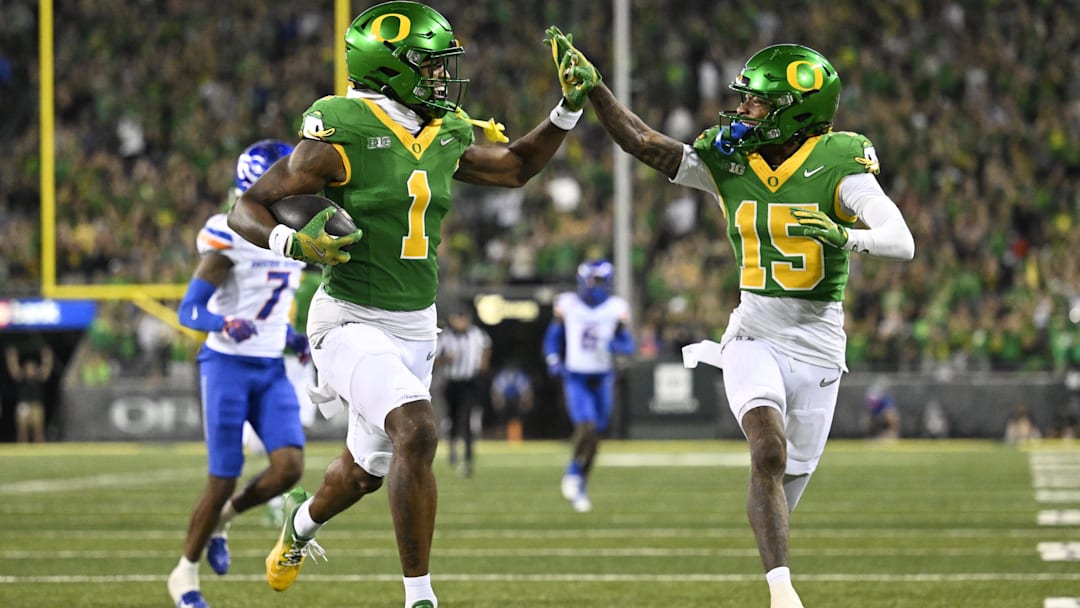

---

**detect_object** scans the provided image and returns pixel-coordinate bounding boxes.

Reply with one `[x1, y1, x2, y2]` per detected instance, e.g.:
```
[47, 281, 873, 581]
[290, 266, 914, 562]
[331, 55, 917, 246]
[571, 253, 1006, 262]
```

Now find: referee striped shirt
[437, 326, 491, 380]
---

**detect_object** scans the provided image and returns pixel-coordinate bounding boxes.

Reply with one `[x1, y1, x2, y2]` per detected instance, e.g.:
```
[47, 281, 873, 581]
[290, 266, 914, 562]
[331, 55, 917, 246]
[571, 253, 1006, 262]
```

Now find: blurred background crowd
[3, 0, 1080, 385]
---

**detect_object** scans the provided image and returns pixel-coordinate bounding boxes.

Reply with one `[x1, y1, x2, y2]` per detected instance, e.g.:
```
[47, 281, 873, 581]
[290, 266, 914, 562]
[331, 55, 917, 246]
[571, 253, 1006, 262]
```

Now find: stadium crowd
[3, 0, 1079, 381]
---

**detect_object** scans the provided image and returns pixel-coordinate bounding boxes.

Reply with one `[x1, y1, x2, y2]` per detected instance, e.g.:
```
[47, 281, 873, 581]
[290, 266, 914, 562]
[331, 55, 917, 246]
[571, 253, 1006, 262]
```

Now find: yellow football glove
[790, 208, 849, 249]
[544, 26, 601, 111]
[287, 206, 363, 266]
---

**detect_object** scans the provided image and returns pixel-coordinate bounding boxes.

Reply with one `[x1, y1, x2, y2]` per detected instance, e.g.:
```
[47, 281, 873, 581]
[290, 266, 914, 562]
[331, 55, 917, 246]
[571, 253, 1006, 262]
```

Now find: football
[269, 194, 359, 250]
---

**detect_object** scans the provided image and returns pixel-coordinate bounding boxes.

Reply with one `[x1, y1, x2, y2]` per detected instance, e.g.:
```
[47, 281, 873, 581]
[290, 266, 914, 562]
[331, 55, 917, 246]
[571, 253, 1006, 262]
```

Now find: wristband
[268, 224, 296, 257]
[549, 101, 583, 130]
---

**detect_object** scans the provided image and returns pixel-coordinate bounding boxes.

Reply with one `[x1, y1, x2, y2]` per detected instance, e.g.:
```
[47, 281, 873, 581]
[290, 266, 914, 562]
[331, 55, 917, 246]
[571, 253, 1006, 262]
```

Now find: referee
[436, 307, 492, 477]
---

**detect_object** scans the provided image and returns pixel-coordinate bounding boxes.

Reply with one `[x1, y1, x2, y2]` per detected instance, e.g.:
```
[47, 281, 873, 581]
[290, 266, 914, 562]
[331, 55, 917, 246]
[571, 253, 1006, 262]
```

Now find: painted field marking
[599, 452, 750, 467]
[1030, 450, 1080, 608]
[18, 525, 1079, 541]
[1037, 490, 1080, 503]
[0, 469, 195, 494]
[1038, 542, 1080, 561]
[1034, 475, 1080, 489]
[0, 546, 1037, 561]
[5, 572, 1080, 585]
[1038, 510, 1080, 526]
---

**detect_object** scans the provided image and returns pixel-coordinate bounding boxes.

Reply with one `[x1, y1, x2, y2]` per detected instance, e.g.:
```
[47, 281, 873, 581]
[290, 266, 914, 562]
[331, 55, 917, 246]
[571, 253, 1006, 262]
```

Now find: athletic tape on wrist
[549, 102, 583, 130]
[268, 224, 297, 258]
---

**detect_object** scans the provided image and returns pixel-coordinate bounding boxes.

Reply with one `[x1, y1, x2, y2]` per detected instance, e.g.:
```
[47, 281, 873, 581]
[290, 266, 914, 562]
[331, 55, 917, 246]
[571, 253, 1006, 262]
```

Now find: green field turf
[2, 439, 1079, 607]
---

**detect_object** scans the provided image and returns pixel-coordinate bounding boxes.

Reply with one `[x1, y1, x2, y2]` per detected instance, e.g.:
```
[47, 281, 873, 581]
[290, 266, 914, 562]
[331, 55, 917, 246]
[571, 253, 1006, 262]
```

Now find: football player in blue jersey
[543, 260, 635, 512]
[167, 140, 314, 608]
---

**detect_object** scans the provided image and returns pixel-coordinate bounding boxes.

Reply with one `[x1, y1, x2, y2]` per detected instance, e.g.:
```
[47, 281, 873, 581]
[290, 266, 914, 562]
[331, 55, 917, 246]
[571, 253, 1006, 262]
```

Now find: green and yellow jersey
[299, 93, 476, 311]
[676, 128, 882, 369]
[691, 129, 879, 302]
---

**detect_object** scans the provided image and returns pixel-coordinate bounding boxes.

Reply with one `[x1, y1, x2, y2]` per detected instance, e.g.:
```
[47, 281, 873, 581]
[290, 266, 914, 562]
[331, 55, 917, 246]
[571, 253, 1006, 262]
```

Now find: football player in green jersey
[227, 4, 597, 607]
[545, 29, 914, 608]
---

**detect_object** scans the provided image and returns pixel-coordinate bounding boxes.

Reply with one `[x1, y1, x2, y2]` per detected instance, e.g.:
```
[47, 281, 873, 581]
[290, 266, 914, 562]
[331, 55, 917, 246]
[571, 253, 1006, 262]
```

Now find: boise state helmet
[235, 139, 294, 192]
[718, 44, 841, 151]
[345, 1, 468, 118]
[577, 259, 614, 307]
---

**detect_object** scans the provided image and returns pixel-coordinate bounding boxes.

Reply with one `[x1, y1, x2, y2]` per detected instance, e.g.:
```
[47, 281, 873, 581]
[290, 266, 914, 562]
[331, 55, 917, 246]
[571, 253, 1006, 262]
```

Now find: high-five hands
[544, 26, 601, 111]
[790, 208, 849, 249]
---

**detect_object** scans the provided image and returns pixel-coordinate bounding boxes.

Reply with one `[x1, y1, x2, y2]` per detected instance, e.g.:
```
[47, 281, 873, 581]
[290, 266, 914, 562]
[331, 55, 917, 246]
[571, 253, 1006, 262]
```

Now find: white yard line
[0, 469, 196, 494]
[1030, 450, 1080, 608]
[0, 546, 1036, 560]
[4, 572, 1080, 585]
[19, 526, 1080, 541]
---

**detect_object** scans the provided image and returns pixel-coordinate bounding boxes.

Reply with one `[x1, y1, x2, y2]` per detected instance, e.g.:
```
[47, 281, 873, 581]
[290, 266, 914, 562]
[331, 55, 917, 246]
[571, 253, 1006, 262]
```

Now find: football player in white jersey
[167, 140, 312, 608]
[543, 260, 635, 512]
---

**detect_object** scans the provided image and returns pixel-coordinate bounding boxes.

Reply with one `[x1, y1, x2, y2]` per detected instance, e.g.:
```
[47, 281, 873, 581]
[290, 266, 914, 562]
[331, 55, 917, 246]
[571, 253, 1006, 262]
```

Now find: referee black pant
[444, 377, 482, 462]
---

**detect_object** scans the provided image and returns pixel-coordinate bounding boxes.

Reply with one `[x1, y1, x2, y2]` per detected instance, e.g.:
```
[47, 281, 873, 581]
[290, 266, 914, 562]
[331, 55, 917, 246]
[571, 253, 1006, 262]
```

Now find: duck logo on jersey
[855, 145, 880, 174]
[301, 112, 336, 140]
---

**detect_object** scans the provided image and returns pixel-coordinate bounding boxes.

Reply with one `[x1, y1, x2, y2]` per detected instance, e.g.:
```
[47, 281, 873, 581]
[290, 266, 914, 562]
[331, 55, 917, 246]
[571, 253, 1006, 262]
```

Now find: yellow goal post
[36, 0, 353, 342]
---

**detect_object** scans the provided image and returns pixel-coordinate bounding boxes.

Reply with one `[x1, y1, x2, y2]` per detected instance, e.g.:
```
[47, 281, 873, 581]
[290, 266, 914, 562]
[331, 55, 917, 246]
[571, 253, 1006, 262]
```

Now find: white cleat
[571, 494, 593, 513]
[561, 474, 582, 501]
[561, 474, 591, 512]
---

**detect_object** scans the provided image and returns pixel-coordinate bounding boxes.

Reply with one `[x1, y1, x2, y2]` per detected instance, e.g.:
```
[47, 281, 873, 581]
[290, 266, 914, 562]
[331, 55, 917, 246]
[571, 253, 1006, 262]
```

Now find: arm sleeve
[542, 321, 565, 363]
[609, 321, 636, 355]
[838, 173, 915, 261]
[670, 145, 719, 194]
[178, 278, 227, 333]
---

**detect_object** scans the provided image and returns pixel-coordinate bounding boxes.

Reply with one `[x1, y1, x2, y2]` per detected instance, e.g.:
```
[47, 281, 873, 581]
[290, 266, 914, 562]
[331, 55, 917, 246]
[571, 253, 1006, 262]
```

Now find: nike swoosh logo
[819, 376, 840, 387]
[804, 165, 825, 177]
[440, 137, 454, 146]
[426, 351, 436, 361]
[308, 242, 327, 258]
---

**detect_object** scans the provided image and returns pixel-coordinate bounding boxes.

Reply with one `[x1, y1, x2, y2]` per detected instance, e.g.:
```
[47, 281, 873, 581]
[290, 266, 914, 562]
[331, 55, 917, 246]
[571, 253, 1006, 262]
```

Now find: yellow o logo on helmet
[371, 13, 412, 43]
[786, 60, 824, 92]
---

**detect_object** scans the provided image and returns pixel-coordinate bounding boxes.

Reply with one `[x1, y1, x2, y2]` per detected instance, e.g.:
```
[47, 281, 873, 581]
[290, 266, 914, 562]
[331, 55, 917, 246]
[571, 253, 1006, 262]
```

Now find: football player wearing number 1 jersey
[168, 140, 312, 608]
[227, 3, 595, 607]
[547, 30, 914, 608]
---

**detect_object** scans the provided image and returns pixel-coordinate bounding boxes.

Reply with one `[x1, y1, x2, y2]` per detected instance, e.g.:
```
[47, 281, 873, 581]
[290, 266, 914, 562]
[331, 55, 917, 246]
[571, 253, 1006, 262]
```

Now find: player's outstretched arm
[453, 27, 600, 188]
[588, 81, 685, 180]
[545, 26, 685, 179]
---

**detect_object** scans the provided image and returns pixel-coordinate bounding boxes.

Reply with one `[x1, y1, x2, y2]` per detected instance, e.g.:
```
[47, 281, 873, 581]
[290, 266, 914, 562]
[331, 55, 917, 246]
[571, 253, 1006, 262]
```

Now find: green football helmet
[718, 44, 841, 151]
[345, 1, 468, 118]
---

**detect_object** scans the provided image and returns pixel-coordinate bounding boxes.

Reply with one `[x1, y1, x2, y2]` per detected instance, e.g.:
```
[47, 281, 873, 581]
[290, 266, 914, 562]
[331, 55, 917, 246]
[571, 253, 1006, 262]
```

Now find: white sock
[292, 499, 322, 539]
[167, 556, 200, 597]
[213, 500, 237, 535]
[403, 573, 436, 608]
[176, 556, 199, 573]
[766, 567, 803, 608]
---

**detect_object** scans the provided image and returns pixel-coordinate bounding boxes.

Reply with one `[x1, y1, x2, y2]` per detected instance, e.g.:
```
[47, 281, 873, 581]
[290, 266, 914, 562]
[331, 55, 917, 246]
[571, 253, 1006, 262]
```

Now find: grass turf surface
[1, 439, 1079, 607]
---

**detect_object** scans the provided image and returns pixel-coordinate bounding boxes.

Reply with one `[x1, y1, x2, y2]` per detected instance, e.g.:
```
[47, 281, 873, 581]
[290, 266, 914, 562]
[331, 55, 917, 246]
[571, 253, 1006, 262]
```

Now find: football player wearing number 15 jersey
[547, 30, 914, 608]
[168, 140, 311, 608]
